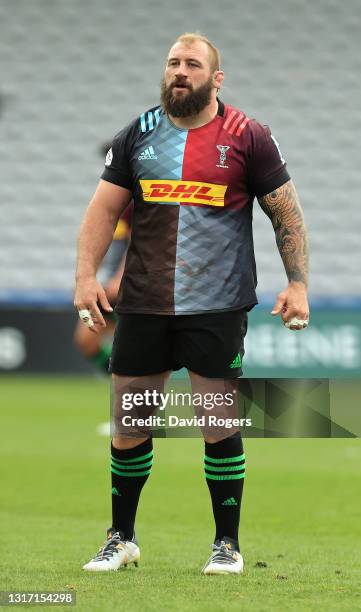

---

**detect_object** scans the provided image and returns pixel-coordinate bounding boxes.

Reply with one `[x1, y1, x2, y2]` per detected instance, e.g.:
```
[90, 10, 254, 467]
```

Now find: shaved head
[173, 32, 221, 72]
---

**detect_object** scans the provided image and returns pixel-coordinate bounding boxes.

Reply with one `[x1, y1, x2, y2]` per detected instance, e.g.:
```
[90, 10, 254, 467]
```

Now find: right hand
[74, 277, 113, 334]
[271, 283, 309, 331]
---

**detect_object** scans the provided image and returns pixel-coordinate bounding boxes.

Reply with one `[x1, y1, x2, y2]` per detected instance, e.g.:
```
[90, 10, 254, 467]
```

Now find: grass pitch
[0, 376, 360, 611]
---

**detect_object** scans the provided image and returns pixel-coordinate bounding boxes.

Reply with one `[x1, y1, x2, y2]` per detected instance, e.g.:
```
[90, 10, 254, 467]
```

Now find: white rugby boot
[83, 528, 140, 572]
[202, 537, 244, 575]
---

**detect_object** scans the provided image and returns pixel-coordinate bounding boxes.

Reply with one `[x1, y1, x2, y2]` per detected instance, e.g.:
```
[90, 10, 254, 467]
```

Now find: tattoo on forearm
[258, 180, 309, 285]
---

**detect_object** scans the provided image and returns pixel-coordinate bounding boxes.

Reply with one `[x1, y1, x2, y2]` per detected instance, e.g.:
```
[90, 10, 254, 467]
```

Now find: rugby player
[74, 32, 309, 575]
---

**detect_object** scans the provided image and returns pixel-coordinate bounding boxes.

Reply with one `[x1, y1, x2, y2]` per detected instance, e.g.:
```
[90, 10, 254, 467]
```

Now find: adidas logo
[138, 146, 158, 160]
[112, 487, 121, 496]
[229, 352, 241, 368]
[221, 497, 238, 506]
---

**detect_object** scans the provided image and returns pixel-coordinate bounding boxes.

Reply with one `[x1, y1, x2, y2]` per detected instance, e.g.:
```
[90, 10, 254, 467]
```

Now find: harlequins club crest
[216, 145, 230, 168]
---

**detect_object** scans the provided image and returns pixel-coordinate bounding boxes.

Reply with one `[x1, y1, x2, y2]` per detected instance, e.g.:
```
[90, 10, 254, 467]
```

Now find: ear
[213, 70, 224, 89]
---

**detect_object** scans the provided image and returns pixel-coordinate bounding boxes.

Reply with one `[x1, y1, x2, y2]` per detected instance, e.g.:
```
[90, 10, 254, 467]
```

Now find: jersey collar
[217, 98, 225, 117]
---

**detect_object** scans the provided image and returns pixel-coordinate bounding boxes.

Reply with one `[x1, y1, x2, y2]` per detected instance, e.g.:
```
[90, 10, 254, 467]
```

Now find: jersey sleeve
[101, 125, 134, 190]
[248, 122, 291, 198]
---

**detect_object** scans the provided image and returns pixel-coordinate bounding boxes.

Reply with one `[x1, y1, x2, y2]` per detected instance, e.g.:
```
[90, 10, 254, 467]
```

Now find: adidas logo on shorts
[138, 146, 158, 160]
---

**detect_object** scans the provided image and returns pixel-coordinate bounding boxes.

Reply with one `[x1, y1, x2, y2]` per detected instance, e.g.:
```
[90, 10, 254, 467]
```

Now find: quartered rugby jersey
[101, 100, 290, 315]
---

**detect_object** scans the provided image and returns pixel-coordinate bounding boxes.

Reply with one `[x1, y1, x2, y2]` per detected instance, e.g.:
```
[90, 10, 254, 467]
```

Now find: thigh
[110, 313, 173, 376]
[173, 309, 248, 378]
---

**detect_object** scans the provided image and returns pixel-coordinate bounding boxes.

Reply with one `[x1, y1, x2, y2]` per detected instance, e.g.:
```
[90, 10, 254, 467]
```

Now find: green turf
[0, 376, 360, 611]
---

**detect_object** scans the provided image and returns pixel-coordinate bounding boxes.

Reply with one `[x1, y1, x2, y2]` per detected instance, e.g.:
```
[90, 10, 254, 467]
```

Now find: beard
[160, 76, 214, 118]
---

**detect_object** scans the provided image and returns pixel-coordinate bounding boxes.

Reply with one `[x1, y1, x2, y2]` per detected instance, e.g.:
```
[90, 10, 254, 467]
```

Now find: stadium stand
[0, 0, 360, 301]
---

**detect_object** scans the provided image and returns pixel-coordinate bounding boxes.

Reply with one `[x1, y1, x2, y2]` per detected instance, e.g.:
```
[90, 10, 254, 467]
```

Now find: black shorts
[109, 309, 248, 379]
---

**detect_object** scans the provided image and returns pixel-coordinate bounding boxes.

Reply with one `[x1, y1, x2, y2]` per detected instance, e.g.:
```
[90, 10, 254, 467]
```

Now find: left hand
[271, 283, 309, 331]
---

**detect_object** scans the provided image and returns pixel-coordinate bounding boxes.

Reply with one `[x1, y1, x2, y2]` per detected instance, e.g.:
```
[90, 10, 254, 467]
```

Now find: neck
[168, 96, 219, 129]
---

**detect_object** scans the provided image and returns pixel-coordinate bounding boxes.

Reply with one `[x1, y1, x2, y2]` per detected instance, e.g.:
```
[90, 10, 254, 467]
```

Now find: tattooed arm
[258, 179, 310, 329]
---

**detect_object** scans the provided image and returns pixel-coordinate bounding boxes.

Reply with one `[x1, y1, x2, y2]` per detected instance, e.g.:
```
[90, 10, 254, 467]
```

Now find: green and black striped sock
[92, 344, 112, 373]
[111, 437, 153, 539]
[204, 434, 245, 548]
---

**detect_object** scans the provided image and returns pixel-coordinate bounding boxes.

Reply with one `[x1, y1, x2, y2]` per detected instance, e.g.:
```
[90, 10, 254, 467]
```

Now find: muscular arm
[76, 179, 131, 279]
[74, 179, 131, 332]
[258, 179, 308, 286]
[258, 179, 310, 328]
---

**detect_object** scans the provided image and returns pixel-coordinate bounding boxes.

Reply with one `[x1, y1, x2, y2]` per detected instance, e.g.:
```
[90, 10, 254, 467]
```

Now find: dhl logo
[140, 180, 227, 207]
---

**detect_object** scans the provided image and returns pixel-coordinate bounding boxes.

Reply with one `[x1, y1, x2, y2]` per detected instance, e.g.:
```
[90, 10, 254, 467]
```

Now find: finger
[78, 308, 106, 333]
[98, 288, 113, 312]
[91, 303, 107, 328]
[271, 297, 286, 315]
[78, 308, 95, 329]
[87, 322, 102, 334]
[284, 316, 309, 331]
[79, 302, 106, 329]
[281, 306, 299, 322]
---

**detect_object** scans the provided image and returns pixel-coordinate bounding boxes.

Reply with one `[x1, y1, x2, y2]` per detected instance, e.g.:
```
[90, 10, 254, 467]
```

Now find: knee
[112, 436, 149, 450]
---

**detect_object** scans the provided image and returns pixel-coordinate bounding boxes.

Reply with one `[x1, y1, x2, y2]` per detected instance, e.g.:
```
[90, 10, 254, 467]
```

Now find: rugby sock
[92, 344, 112, 373]
[204, 433, 245, 549]
[111, 437, 153, 539]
